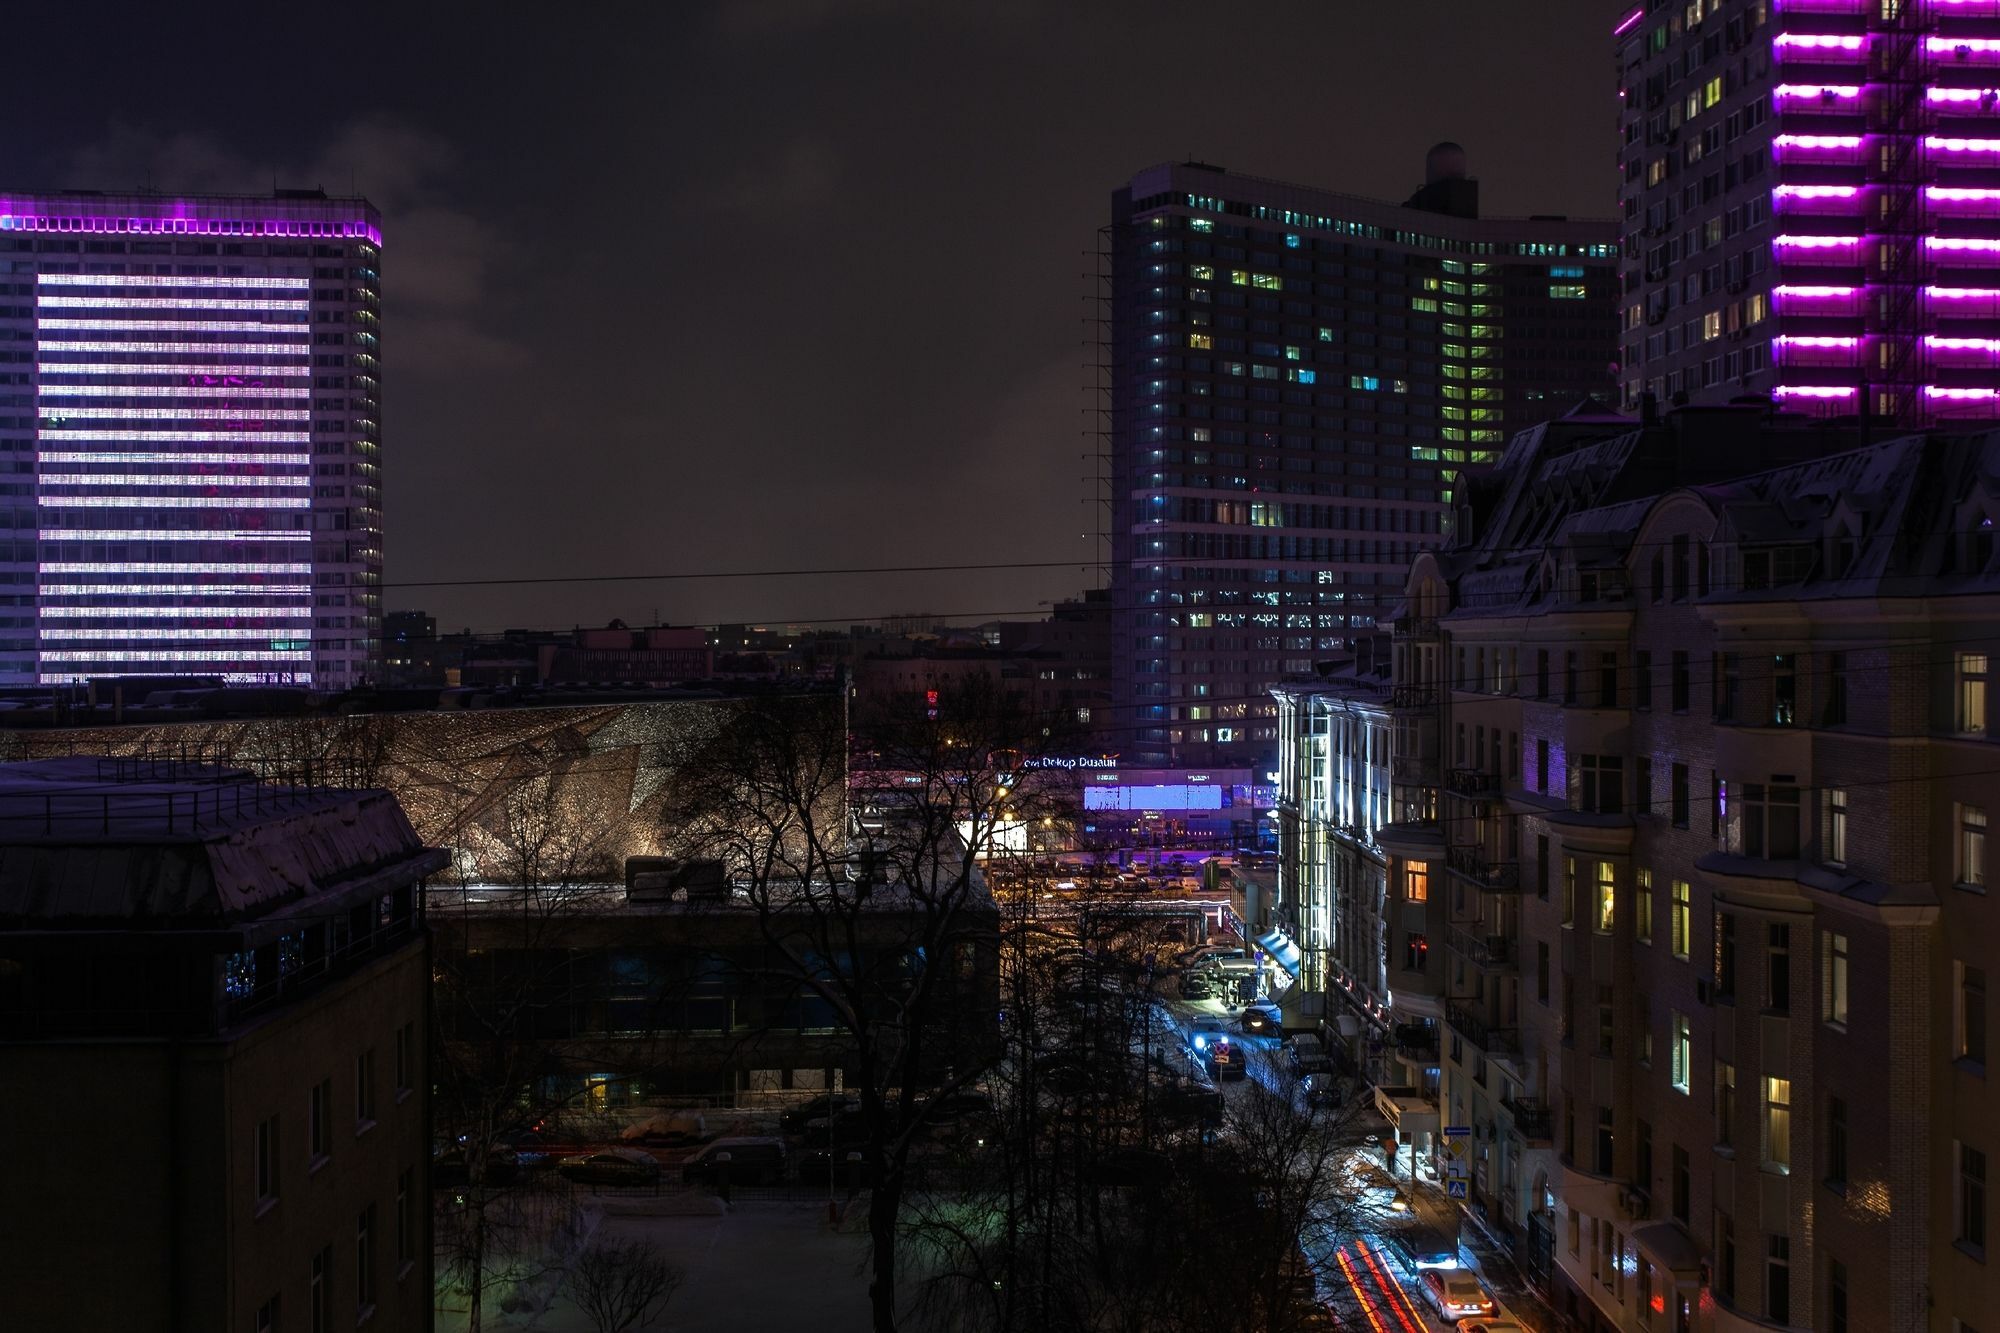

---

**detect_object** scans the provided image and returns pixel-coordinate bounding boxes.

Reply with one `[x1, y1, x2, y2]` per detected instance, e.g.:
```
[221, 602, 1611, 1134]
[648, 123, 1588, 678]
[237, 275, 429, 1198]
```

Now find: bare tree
[655, 679, 1078, 1333]
[567, 1238, 685, 1333]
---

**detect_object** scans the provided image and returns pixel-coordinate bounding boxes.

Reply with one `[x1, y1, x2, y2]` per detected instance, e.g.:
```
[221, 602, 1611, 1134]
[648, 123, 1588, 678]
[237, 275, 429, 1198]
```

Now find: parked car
[797, 1148, 875, 1187]
[431, 1144, 518, 1188]
[1178, 970, 1221, 1000]
[680, 1135, 788, 1185]
[1241, 998, 1282, 1035]
[921, 1089, 996, 1127]
[1390, 1225, 1462, 1273]
[619, 1112, 706, 1148]
[802, 1109, 870, 1148]
[1419, 1269, 1496, 1323]
[556, 1147, 662, 1187]
[1462, 1322, 1527, 1333]
[780, 1094, 859, 1136]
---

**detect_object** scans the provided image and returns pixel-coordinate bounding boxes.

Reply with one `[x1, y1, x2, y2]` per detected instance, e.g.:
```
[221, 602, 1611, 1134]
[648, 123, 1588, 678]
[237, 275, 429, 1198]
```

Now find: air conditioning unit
[1619, 1185, 1652, 1220]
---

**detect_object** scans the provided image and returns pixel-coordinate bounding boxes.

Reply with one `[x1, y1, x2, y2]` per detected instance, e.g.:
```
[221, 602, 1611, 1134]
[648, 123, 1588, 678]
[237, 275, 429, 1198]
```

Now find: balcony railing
[1392, 1021, 1440, 1063]
[1502, 1096, 1554, 1143]
[1392, 615, 1439, 639]
[1445, 844, 1521, 891]
[1445, 767, 1501, 799]
[1390, 684, 1440, 710]
[1447, 999, 1520, 1055]
[1391, 755, 1439, 785]
[1447, 924, 1517, 968]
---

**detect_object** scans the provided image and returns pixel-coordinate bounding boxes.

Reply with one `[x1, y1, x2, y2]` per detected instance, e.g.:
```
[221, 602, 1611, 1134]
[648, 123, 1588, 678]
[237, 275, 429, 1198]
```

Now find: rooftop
[0, 758, 444, 928]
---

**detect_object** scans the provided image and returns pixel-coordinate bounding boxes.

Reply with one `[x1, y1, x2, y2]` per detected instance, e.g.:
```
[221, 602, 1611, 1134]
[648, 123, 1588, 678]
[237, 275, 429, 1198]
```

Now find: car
[1419, 1269, 1496, 1323]
[1184, 1015, 1230, 1052]
[780, 1094, 859, 1135]
[1389, 1226, 1462, 1273]
[1203, 1037, 1248, 1080]
[1178, 970, 1221, 1000]
[431, 1144, 518, 1188]
[797, 1148, 875, 1186]
[556, 1147, 662, 1187]
[921, 1089, 996, 1126]
[1241, 999, 1282, 1035]
[1462, 1322, 1528, 1333]
[681, 1136, 788, 1185]
[802, 1109, 870, 1148]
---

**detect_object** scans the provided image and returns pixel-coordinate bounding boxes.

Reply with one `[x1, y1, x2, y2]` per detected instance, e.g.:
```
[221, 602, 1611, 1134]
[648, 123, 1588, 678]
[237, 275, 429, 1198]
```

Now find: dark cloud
[0, 0, 1618, 634]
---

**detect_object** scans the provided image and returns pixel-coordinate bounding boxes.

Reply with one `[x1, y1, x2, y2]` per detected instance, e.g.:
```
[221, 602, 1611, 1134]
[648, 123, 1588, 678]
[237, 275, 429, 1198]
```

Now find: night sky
[3, 1, 1617, 635]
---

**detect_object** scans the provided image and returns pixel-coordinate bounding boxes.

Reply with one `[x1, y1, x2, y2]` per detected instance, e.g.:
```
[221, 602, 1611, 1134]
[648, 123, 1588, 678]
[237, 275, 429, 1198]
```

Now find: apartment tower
[1615, 0, 2000, 425]
[1110, 154, 1617, 770]
[0, 189, 382, 687]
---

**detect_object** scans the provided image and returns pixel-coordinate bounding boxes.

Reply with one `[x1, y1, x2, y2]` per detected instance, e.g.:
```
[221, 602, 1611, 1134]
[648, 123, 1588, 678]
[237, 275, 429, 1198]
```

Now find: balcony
[1447, 999, 1520, 1055]
[1393, 1022, 1441, 1064]
[1446, 767, 1501, 799]
[1502, 1096, 1554, 1144]
[1390, 684, 1440, 711]
[1391, 754, 1440, 785]
[1447, 923, 1517, 969]
[1445, 844, 1521, 892]
[1393, 615, 1439, 639]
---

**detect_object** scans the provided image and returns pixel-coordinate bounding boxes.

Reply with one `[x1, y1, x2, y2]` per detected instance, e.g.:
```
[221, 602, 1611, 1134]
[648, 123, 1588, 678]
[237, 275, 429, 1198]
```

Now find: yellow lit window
[1704, 76, 1723, 109]
[1190, 264, 1215, 280]
[1229, 270, 1250, 286]
[1189, 333, 1212, 350]
[1406, 861, 1430, 902]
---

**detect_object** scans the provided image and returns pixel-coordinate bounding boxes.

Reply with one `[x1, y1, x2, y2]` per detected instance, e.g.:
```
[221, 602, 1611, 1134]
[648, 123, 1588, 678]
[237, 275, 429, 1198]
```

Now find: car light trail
[1333, 1246, 1393, 1333]
[1357, 1239, 1430, 1333]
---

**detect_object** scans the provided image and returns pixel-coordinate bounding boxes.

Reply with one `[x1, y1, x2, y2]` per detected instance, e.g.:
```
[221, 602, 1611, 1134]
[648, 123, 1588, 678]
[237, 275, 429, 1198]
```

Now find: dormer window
[1580, 571, 1601, 602]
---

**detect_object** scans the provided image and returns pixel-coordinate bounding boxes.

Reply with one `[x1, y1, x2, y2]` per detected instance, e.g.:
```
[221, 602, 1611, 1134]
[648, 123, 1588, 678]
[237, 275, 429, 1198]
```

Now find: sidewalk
[1388, 1145, 1561, 1332]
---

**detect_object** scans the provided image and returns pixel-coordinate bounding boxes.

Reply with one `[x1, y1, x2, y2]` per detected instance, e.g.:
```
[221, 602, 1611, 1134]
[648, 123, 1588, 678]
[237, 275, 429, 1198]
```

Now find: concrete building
[1614, 0, 2000, 426]
[1110, 151, 1619, 771]
[0, 757, 445, 1331]
[1291, 402, 2000, 1332]
[427, 856, 1001, 1108]
[0, 189, 384, 687]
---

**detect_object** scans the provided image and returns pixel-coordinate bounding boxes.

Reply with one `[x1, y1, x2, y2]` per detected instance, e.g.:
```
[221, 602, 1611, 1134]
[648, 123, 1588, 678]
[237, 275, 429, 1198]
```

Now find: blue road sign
[1446, 1179, 1470, 1199]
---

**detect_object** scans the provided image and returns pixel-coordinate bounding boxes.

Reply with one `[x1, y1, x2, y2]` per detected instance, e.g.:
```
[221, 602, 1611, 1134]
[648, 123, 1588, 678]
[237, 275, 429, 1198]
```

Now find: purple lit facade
[0, 191, 382, 687]
[1617, 0, 2000, 425]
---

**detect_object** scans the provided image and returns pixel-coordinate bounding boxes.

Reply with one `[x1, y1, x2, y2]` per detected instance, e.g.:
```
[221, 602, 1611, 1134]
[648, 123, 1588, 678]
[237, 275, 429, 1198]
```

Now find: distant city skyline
[0, 1, 1618, 637]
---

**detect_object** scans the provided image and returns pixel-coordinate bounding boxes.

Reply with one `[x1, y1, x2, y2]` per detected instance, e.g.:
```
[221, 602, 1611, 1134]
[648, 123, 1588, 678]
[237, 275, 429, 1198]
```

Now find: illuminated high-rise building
[0, 189, 381, 688]
[1109, 154, 1618, 769]
[1615, 0, 2000, 426]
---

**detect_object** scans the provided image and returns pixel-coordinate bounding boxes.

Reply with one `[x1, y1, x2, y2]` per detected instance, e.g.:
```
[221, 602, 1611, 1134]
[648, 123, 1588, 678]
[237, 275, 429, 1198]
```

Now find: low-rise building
[0, 758, 446, 1331]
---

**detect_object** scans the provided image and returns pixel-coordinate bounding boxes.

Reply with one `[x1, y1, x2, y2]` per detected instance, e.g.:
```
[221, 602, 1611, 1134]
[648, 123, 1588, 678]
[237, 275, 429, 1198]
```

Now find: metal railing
[1445, 844, 1520, 891]
[1389, 685, 1440, 710]
[1447, 924, 1517, 969]
[1392, 616, 1439, 639]
[1446, 768, 1501, 799]
[1447, 999, 1520, 1055]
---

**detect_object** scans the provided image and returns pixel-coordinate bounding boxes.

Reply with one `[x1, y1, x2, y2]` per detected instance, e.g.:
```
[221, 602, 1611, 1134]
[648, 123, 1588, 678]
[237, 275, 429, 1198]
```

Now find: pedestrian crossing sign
[1447, 1179, 1469, 1199]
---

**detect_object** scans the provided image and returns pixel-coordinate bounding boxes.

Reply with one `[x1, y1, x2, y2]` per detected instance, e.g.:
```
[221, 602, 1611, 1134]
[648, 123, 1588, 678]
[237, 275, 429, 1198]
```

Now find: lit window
[1406, 861, 1430, 902]
[1823, 788, 1848, 865]
[1671, 879, 1691, 960]
[1671, 1013, 1691, 1093]
[1823, 932, 1849, 1027]
[1704, 75, 1724, 109]
[1962, 805, 1988, 886]
[1189, 218, 1213, 233]
[1958, 652, 1988, 734]
[1763, 1076, 1792, 1173]
[1550, 284, 1588, 299]
[1190, 264, 1215, 280]
[1188, 333, 1212, 350]
[1596, 861, 1617, 933]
